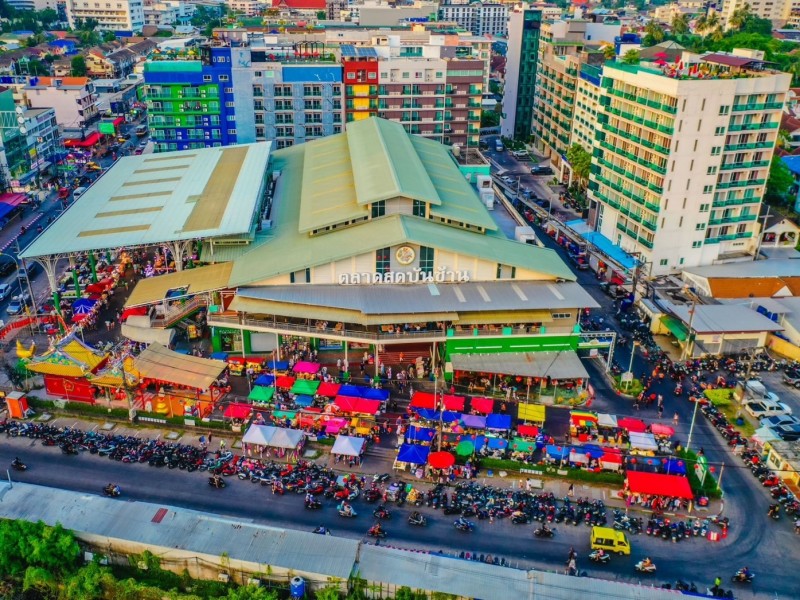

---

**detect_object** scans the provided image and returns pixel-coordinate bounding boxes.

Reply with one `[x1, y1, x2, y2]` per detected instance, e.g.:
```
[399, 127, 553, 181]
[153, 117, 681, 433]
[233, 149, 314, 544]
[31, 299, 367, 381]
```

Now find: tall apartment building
[502, 6, 542, 140]
[720, 0, 796, 28]
[66, 0, 144, 33]
[342, 43, 483, 147]
[143, 41, 343, 152]
[439, 1, 509, 37]
[590, 51, 790, 274]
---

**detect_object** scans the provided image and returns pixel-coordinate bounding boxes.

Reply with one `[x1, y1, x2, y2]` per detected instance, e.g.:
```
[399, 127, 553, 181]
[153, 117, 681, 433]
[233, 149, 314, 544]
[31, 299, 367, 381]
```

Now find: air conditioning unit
[218, 572, 230, 583]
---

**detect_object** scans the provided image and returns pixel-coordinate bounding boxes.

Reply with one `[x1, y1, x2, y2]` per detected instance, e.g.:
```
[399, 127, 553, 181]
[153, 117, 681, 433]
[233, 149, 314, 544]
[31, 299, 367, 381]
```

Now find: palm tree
[709, 26, 725, 42]
[695, 11, 720, 35]
[671, 13, 690, 36]
[602, 44, 616, 60]
[644, 20, 666, 44]
[729, 3, 751, 30]
[622, 49, 641, 65]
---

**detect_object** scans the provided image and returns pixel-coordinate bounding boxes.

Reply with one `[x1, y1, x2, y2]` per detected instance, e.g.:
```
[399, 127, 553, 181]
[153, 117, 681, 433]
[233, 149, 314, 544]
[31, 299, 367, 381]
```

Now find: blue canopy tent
[338, 384, 364, 397]
[294, 395, 314, 408]
[546, 445, 570, 460]
[414, 409, 461, 422]
[486, 436, 508, 450]
[664, 457, 687, 475]
[396, 443, 430, 465]
[405, 427, 436, 442]
[254, 374, 275, 386]
[581, 444, 605, 459]
[486, 414, 512, 430]
[210, 352, 228, 361]
[363, 388, 390, 401]
[267, 360, 289, 371]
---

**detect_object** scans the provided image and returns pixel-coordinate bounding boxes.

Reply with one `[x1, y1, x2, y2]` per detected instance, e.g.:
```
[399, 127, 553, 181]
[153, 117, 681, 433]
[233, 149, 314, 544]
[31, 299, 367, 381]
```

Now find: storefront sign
[338, 267, 470, 285]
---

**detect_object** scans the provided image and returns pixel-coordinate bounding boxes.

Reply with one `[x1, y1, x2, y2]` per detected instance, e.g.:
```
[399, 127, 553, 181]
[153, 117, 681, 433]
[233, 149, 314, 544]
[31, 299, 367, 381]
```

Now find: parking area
[757, 369, 800, 416]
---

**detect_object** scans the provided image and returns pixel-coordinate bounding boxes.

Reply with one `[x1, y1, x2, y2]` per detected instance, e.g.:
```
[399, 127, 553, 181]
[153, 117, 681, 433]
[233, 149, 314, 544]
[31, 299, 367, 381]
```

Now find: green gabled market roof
[297, 118, 496, 234]
[227, 140, 574, 287]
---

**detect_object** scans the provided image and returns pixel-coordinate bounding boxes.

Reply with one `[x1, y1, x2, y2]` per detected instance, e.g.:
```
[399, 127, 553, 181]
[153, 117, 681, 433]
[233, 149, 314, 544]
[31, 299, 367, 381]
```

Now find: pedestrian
[658, 405, 664, 419]
[566, 557, 576, 576]
[568, 483, 574, 497]
[673, 412, 679, 425]
[208, 433, 213, 444]
[219, 439, 226, 450]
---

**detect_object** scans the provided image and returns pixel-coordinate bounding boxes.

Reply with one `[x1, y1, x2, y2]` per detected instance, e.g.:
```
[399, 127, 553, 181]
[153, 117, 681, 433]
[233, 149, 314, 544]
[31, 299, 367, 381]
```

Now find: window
[371, 200, 385, 218]
[718, 105, 729, 115]
[402, 72, 410, 79]
[496, 264, 515, 279]
[699, 203, 710, 212]
[706, 166, 717, 175]
[347, 73, 355, 80]
[226, 115, 235, 121]
[660, 259, 668, 266]
[219, 75, 229, 81]
[679, 258, 685, 265]
[711, 146, 721, 156]
[224, 87, 233, 94]
[703, 185, 713, 194]
[368, 72, 377, 80]
[419, 246, 434, 275]
[376, 248, 391, 275]
[203, 75, 211, 82]
[695, 223, 706, 230]
[551, 312, 571, 320]
[692, 241, 702, 248]
[227, 128, 236, 135]
[412, 199, 426, 217]
[714, 126, 725, 136]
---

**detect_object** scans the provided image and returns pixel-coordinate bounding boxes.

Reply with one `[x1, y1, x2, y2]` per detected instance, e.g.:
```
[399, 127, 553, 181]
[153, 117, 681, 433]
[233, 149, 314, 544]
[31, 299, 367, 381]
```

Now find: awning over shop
[133, 343, 226, 390]
[112, 116, 125, 126]
[64, 131, 101, 148]
[0, 193, 26, 220]
[461, 414, 486, 429]
[517, 424, 539, 437]
[517, 403, 545, 423]
[410, 392, 436, 409]
[405, 426, 436, 442]
[626, 471, 694, 500]
[396, 443, 430, 465]
[125, 263, 233, 308]
[450, 351, 589, 380]
[331, 435, 365, 456]
[290, 379, 320, 396]
[566, 220, 637, 270]
[249, 386, 275, 403]
[661, 316, 689, 342]
[511, 437, 537, 452]
[224, 403, 252, 420]
[442, 394, 465, 411]
[618, 417, 647, 433]
[486, 413, 511, 430]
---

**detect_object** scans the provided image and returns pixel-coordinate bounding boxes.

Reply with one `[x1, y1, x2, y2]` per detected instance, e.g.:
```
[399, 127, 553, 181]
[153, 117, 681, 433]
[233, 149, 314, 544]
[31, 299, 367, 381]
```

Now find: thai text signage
[338, 267, 470, 285]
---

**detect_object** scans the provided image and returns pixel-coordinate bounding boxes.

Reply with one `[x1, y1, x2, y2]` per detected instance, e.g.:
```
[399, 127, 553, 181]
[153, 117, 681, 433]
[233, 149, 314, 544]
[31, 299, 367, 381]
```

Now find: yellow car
[86, 162, 102, 171]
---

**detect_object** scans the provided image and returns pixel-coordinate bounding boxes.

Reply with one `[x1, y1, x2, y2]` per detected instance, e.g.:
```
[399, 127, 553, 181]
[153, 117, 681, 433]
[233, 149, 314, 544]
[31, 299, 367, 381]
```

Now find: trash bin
[290, 576, 305, 598]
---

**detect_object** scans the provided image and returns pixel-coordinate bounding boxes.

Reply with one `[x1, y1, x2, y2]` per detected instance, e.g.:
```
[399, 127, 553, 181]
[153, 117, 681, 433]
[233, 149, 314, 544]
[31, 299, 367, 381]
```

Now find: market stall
[254, 374, 275, 386]
[317, 382, 341, 397]
[394, 443, 431, 471]
[442, 394, 465, 411]
[249, 386, 275, 404]
[470, 397, 494, 414]
[331, 435, 366, 457]
[629, 432, 659, 453]
[291, 379, 320, 396]
[410, 392, 437, 409]
[625, 471, 694, 500]
[293, 361, 321, 375]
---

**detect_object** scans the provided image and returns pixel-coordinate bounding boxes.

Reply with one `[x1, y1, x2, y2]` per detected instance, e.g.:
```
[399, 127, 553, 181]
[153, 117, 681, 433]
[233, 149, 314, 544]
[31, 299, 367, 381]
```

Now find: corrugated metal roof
[450, 351, 590, 379]
[683, 259, 800, 279]
[21, 143, 271, 259]
[668, 304, 784, 334]
[236, 281, 597, 314]
[125, 262, 233, 307]
[133, 342, 227, 389]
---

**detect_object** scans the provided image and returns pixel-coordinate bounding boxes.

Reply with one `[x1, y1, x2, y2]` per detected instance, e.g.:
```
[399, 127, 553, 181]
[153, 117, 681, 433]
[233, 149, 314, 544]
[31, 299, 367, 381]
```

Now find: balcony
[616, 221, 639, 239]
[604, 124, 670, 155]
[715, 178, 766, 189]
[723, 141, 774, 152]
[720, 160, 770, 171]
[712, 196, 759, 208]
[704, 231, 754, 244]
[606, 106, 673, 135]
[599, 141, 667, 176]
[732, 102, 783, 112]
[607, 87, 677, 114]
[707, 213, 758, 226]
[728, 122, 778, 132]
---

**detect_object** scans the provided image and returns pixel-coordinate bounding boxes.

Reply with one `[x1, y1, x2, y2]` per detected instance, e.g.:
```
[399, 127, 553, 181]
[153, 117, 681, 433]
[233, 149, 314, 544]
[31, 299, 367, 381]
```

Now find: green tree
[37, 7, 58, 25]
[395, 587, 427, 600]
[566, 143, 591, 189]
[71, 55, 87, 76]
[643, 20, 665, 46]
[224, 585, 279, 600]
[103, 31, 117, 42]
[602, 44, 616, 60]
[316, 586, 342, 600]
[0, 520, 80, 577]
[621, 49, 640, 64]
[316, 10, 326, 19]
[22, 566, 58, 596]
[709, 26, 725, 42]
[766, 155, 795, 205]
[742, 15, 772, 35]
[728, 2, 751, 29]
[671, 13, 689, 36]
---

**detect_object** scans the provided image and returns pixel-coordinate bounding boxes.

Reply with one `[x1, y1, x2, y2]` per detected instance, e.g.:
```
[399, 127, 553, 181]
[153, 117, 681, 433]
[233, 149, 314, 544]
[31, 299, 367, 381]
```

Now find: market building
[23, 118, 600, 391]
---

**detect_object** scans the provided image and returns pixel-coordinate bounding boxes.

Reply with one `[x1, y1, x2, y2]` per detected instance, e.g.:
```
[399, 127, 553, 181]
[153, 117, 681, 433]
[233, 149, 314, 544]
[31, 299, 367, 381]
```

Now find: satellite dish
[18, 126, 26, 135]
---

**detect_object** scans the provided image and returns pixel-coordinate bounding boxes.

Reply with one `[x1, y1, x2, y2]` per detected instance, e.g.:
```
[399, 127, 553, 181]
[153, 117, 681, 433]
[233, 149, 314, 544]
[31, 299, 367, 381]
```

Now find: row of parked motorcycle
[740, 448, 800, 521]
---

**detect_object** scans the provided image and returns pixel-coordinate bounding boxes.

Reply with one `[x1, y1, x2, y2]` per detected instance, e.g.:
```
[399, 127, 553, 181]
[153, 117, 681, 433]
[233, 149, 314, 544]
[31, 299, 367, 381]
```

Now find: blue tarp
[267, 360, 289, 371]
[664, 458, 687, 475]
[405, 427, 436, 442]
[396, 443, 430, 465]
[0, 203, 17, 221]
[414, 409, 460, 422]
[294, 395, 314, 408]
[363, 388, 389, 401]
[339, 385, 364, 397]
[546, 445, 570, 460]
[486, 414, 512, 430]
[577, 444, 605, 459]
[210, 352, 228, 361]
[566, 219, 637, 270]
[486, 437, 508, 450]
[254, 374, 275, 386]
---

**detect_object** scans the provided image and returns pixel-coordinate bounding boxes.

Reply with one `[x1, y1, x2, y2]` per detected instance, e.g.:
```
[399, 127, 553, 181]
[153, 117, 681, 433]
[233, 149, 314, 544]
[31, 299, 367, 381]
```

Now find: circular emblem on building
[395, 245, 416, 265]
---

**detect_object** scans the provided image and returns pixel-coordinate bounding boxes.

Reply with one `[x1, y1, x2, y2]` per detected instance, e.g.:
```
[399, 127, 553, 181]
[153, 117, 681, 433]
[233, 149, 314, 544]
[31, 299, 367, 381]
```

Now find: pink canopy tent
[293, 361, 321, 374]
[618, 417, 647, 433]
[650, 423, 675, 437]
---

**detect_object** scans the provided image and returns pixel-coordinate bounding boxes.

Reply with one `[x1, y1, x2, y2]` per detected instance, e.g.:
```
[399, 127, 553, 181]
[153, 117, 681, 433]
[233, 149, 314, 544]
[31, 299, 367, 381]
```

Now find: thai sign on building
[338, 268, 470, 285]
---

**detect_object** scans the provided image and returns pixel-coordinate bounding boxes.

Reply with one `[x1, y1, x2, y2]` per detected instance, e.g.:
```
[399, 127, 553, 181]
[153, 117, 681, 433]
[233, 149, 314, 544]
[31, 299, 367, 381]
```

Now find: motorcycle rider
[369, 522, 384, 535]
[341, 501, 353, 516]
[113, 484, 120, 495]
[12, 457, 23, 468]
[641, 557, 653, 570]
[768, 504, 780, 518]
[410, 510, 423, 523]
[211, 474, 223, 488]
[737, 567, 751, 581]
[305, 492, 314, 505]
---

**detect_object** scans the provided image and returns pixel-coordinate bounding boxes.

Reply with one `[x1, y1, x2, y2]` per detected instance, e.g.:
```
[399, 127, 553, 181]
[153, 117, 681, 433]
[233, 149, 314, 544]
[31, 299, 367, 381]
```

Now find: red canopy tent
[64, 132, 101, 148]
[112, 116, 125, 127]
[333, 396, 381, 415]
[223, 403, 253, 420]
[470, 397, 494, 414]
[276, 375, 296, 388]
[651, 423, 675, 437]
[626, 471, 694, 499]
[517, 424, 539, 437]
[428, 451, 455, 469]
[317, 382, 341, 397]
[442, 394, 465, 411]
[618, 417, 647, 433]
[410, 392, 436, 409]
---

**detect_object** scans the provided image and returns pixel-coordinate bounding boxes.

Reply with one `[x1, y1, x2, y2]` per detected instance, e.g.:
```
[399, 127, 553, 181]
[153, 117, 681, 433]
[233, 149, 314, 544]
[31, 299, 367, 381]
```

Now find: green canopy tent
[291, 379, 320, 395]
[511, 437, 537, 452]
[455, 440, 475, 456]
[249, 386, 275, 404]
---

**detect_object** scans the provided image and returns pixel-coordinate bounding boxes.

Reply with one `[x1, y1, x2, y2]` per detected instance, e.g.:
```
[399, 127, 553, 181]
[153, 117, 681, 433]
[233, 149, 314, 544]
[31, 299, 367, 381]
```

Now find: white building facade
[439, 2, 509, 37]
[66, 0, 145, 33]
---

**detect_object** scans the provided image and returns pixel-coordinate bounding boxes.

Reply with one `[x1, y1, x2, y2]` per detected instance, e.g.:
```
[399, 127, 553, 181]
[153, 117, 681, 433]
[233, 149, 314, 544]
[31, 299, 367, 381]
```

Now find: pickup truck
[745, 401, 792, 419]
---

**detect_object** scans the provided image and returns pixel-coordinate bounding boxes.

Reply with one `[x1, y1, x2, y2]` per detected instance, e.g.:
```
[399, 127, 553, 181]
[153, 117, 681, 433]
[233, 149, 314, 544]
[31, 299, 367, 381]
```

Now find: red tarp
[44, 374, 96, 403]
[618, 417, 647, 433]
[223, 403, 252, 420]
[411, 392, 436, 409]
[442, 394, 465, 411]
[317, 382, 341, 397]
[517, 424, 539, 437]
[470, 397, 494, 414]
[626, 471, 694, 500]
[0, 193, 27, 207]
[276, 375, 296, 388]
[64, 131, 101, 148]
[121, 306, 148, 321]
[333, 396, 380, 415]
[112, 116, 124, 126]
[610, 274, 626, 286]
[428, 451, 455, 469]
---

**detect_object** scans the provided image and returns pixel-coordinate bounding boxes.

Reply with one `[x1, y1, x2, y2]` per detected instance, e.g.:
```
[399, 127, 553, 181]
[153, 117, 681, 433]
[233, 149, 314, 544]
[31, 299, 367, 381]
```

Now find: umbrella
[455, 440, 474, 456]
[428, 451, 455, 470]
[73, 298, 97, 311]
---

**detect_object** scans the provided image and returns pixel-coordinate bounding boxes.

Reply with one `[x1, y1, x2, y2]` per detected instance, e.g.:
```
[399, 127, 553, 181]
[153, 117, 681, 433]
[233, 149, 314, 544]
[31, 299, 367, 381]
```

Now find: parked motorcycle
[408, 512, 427, 527]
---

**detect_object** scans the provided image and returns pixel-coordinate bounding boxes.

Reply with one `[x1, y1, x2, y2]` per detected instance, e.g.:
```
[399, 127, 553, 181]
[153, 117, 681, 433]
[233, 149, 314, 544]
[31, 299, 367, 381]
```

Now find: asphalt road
[0, 431, 795, 598]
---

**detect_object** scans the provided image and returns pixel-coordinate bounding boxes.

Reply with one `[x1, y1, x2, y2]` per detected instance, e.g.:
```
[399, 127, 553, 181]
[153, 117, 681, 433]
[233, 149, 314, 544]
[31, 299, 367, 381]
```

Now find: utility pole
[681, 287, 698, 361]
[753, 205, 771, 262]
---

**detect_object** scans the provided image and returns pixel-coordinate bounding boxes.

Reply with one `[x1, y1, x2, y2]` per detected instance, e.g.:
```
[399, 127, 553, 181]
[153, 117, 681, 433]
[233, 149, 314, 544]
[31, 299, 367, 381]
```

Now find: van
[495, 140, 504, 152]
[590, 526, 630, 555]
[135, 124, 149, 137]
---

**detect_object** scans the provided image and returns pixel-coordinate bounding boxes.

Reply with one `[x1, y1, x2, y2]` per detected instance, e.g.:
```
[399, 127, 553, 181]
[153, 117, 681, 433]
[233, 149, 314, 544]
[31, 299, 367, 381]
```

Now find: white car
[0, 283, 12, 301]
[512, 150, 529, 159]
[745, 401, 793, 419]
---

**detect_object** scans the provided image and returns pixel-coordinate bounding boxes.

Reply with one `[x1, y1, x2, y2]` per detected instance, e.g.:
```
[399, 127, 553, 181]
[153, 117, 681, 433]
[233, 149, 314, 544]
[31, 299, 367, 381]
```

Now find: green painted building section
[445, 334, 580, 355]
[512, 9, 542, 140]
